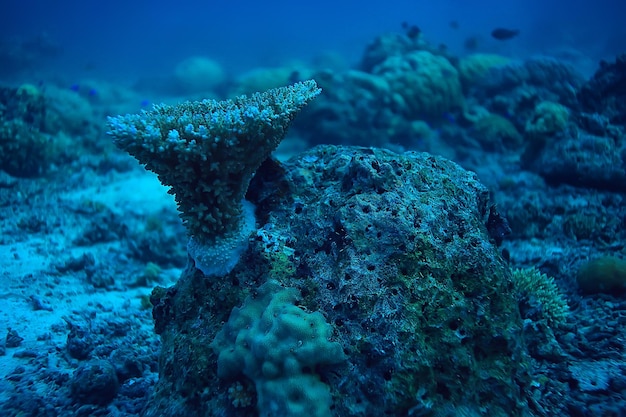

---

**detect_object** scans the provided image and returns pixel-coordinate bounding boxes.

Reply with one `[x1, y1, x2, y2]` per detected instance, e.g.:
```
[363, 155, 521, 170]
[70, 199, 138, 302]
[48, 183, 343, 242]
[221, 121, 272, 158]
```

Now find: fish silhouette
[491, 28, 520, 41]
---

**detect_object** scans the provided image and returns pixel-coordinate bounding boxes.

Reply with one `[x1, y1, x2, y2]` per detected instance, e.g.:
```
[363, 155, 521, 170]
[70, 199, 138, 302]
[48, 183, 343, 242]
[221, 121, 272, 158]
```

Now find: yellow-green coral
[472, 113, 523, 150]
[458, 53, 510, 90]
[525, 101, 569, 139]
[577, 256, 626, 294]
[512, 267, 569, 327]
[373, 50, 463, 118]
[16, 83, 41, 99]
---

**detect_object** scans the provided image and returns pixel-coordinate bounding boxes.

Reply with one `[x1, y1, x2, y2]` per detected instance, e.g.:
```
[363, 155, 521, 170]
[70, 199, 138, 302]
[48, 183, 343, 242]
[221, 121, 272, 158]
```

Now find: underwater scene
[1, 1, 626, 416]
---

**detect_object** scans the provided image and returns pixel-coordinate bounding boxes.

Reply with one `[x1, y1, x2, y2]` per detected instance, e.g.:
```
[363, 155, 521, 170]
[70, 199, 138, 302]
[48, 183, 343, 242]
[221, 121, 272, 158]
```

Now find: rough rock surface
[145, 145, 532, 417]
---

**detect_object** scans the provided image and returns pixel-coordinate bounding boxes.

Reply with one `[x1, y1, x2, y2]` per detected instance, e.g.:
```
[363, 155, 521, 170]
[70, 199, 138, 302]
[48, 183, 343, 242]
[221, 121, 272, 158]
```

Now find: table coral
[107, 80, 320, 276]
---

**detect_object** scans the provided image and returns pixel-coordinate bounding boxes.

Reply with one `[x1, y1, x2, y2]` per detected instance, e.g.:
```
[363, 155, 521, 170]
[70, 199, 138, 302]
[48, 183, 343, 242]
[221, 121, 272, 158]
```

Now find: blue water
[2, 0, 624, 80]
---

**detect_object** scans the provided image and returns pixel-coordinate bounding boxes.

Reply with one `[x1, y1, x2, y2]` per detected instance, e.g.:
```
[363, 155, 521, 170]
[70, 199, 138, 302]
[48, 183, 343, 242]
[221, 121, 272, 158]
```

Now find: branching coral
[513, 267, 569, 326]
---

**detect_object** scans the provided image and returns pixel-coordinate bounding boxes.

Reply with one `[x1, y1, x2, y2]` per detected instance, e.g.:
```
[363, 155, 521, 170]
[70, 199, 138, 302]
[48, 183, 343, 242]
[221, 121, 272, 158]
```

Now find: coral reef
[296, 69, 414, 147]
[6, 22, 626, 417]
[360, 31, 440, 73]
[472, 57, 582, 132]
[290, 32, 468, 150]
[509, 55, 626, 193]
[297, 51, 461, 149]
[42, 84, 97, 137]
[525, 131, 626, 192]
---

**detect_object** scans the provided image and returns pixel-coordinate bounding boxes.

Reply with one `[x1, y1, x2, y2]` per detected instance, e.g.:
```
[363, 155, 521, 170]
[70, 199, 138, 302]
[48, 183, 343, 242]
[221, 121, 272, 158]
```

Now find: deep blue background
[2, 0, 624, 81]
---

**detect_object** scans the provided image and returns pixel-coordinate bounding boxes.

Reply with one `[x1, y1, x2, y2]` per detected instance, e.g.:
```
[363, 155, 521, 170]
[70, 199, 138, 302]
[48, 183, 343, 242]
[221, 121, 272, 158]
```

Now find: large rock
[144, 146, 532, 417]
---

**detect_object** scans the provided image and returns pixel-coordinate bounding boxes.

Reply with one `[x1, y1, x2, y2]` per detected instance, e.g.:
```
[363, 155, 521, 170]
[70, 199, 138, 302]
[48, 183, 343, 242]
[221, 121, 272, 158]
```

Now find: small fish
[406, 25, 421, 40]
[491, 28, 520, 41]
[88, 88, 97, 96]
[449, 20, 459, 30]
[140, 99, 150, 107]
[69, 84, 80, 92]
[401, 22, 421, 40]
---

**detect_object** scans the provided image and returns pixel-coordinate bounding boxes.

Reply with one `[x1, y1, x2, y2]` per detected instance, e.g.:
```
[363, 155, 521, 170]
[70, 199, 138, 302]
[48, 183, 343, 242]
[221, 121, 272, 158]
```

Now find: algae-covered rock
[143, 146, 532, 417]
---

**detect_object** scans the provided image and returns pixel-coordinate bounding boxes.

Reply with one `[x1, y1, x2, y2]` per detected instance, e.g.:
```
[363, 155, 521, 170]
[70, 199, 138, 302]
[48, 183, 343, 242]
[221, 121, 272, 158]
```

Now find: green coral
[372, 50, 463, 118]
[472, 113, 523, 150]
[211, 280, 345, 417]
[512, 268, 569, 326]
[458, 53, 510, 90]
[577, 256, 626, 294]
[525, 101, 569, 139]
